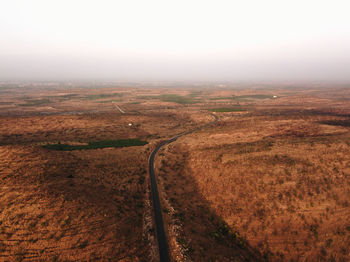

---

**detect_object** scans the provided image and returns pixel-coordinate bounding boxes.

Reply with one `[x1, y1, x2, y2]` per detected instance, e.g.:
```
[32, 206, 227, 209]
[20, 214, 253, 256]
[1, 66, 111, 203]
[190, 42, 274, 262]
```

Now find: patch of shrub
[43, 139, 148, 151]
[84, 93, 123, 100]
[19, 99, 51, 106]
[319, 120, 350, 127]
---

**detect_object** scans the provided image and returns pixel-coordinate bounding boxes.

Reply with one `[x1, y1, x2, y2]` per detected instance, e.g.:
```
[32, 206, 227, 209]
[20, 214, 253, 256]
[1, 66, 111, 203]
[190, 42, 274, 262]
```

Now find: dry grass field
[0, 82, 350, 261]
[155, 86, 350, 261]
[0, 84, 204, 261]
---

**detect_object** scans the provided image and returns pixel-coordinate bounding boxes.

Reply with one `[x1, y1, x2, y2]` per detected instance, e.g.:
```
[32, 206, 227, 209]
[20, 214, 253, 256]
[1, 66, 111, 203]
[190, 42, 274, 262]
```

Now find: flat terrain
[0, 82, 350, 261]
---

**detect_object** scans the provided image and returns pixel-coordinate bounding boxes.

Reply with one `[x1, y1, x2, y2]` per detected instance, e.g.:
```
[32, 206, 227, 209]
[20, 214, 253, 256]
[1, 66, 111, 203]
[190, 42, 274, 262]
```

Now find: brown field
[0, 82, 350, 261]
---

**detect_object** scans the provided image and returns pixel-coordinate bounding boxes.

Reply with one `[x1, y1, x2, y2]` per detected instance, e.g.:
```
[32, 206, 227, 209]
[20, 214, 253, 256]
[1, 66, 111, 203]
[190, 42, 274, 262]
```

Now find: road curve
[148, 113, 219, 262]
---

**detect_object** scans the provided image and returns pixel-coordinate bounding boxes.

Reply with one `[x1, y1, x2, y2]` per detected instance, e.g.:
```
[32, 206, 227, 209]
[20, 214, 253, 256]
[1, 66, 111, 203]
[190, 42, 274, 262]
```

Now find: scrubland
[0, 82, 349, 261]
[156, 87, 350, 261]
[0, 85, 203, 261]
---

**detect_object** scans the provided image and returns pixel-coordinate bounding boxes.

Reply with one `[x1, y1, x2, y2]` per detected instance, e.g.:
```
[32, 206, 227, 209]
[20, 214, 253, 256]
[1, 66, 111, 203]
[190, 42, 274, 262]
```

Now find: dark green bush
[43, 139, 148, 151]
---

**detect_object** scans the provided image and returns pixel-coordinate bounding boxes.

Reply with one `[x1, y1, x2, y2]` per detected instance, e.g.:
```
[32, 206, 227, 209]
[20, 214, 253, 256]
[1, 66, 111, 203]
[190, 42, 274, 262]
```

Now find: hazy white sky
[1, 0, 350, 81]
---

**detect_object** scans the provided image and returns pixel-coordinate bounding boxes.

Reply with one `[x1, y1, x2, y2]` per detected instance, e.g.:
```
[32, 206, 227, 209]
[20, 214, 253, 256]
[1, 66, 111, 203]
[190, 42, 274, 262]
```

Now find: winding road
[148, 113, 219, 262]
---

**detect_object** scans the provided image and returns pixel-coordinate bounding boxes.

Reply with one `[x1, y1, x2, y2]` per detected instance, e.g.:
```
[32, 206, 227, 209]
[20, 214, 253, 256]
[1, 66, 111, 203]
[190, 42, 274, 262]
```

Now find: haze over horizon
[1, 0, 350, 82]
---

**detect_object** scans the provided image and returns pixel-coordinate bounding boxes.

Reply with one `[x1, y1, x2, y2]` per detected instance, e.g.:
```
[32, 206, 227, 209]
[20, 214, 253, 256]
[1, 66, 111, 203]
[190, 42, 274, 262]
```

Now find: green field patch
[0, 86, 16, 91]
[237, 94, 274, 99]
[208, 107, 247, 112]
[158, 94, 199, 104]
[187, 91, 203, 98]
[84, 93, 123, 100]
[136, 95, 158, 100]
[44, 94, 79, 101]
[209, 96, 237, 100]
[43, 139, 148, 151]
[19, 99, 52, 106]
[209, 94, 273, 101]
[137, 94, 199, 104]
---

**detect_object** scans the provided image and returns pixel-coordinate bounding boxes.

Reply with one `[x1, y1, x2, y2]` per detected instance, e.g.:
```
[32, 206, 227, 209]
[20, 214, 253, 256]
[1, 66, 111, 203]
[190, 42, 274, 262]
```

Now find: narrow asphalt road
[148, 113, 219, 262]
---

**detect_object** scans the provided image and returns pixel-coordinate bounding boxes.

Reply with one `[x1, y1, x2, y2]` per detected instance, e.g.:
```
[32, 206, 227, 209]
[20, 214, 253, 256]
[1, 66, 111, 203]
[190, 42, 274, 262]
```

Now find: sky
[0, 0, 350, 81]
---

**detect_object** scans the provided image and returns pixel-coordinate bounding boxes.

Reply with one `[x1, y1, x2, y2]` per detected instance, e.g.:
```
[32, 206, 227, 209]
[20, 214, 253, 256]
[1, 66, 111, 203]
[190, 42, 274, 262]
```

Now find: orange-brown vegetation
[155, 87, 350, 261]
[0, 85, 203, 261]
[1, 83, 350, 261]
[0, 144, 149, 261]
